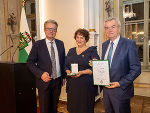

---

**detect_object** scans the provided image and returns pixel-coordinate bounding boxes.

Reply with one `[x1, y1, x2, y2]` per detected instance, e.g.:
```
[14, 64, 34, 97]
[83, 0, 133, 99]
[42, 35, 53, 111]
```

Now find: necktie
[50, 42, 57, 79]
[107, 42, 114, 63]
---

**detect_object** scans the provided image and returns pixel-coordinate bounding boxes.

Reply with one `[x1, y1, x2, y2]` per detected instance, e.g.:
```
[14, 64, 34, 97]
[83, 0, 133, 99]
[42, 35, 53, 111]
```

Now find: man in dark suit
[102, 17, 141, 113]
[27, 19, 66, 113]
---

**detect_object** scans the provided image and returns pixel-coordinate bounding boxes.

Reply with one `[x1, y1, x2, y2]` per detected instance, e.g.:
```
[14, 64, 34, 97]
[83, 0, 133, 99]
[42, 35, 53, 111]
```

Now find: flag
[18, 4, 32, 62]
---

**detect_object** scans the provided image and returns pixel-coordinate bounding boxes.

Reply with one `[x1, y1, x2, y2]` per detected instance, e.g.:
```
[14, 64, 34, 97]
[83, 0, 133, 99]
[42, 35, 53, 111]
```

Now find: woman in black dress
[65, 28, 100, 113]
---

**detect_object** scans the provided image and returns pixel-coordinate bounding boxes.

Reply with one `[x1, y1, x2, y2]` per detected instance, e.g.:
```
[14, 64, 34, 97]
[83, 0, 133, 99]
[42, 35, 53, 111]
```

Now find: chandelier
[123, 4, 136, 18]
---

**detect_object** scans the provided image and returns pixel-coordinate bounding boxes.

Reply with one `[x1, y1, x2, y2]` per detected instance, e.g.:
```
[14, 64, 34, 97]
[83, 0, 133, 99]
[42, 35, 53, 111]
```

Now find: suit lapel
[42, 39, 52, 63]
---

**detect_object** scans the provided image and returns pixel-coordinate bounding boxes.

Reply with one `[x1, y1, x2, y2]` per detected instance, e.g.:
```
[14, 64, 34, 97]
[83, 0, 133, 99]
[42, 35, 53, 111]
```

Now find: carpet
[37, 107, 40, 113]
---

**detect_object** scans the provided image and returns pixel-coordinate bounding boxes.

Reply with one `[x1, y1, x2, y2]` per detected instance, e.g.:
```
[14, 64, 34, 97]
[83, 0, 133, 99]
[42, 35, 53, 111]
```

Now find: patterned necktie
[50, 42, 57, 79]
[107, 42, 114, 63]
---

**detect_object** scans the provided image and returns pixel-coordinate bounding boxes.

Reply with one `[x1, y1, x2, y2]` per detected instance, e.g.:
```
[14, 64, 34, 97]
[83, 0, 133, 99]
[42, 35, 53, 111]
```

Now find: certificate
[92, 60, 110, 86]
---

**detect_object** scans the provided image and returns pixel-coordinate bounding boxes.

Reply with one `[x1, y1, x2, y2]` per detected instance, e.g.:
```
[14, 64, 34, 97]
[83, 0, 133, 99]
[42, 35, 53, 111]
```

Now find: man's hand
[105, 82, 120, 88]
[41, 72, 52, 82]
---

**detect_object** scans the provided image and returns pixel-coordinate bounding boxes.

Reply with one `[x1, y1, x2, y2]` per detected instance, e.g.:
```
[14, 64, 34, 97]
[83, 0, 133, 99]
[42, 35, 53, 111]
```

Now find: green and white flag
[18, 4, 32, 62]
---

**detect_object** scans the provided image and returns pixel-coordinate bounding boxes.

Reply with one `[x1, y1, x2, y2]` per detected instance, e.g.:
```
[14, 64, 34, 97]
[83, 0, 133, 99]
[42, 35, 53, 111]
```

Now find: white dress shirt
[104, 36, 120, 66]
[46, 38, 61, 78]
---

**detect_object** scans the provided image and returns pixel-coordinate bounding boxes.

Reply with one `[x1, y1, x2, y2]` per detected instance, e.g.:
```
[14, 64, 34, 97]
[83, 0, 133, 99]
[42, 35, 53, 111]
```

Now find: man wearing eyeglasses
[102, 17, 141, 113]
[27, 19, 66, 113]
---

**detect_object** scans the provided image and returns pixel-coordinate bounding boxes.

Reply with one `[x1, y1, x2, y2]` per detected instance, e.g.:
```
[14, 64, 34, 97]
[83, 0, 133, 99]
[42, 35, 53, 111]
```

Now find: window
[123, 0, 150, 68]
[25, 0, 36, 43]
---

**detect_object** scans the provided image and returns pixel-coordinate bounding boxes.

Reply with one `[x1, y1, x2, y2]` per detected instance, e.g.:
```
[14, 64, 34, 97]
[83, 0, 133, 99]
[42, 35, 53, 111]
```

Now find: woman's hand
[89, 59, 98, 67]
[66, 70, 71, 75]
[89, 60, 92, 67]
[76, 71, 83, 77]
[71, 71, 83, 78]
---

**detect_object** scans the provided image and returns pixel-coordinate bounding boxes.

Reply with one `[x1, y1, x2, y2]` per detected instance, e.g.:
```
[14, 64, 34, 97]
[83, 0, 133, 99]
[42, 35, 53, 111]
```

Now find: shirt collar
[45, 38, 55, 44]
[109, 35, 120, 46]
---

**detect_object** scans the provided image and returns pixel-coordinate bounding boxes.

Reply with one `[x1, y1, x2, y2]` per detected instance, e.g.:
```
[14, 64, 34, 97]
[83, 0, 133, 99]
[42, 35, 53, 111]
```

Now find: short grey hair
[44, 19, 58, 28]
[105, 17, 121, 27]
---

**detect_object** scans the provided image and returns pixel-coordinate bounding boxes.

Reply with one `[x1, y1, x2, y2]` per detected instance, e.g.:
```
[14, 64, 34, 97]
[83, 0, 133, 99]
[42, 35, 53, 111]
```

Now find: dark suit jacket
[27, 38, 66, 90]
[102, 37, 141, 99]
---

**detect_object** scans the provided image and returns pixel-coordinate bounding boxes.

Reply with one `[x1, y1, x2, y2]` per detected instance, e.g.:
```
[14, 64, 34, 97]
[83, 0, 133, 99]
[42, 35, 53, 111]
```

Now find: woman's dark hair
[74, 28, 90, 42]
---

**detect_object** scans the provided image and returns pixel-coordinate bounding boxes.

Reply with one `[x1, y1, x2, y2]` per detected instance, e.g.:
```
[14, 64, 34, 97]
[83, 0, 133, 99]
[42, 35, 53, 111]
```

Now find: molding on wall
[134, 83, 150, 88]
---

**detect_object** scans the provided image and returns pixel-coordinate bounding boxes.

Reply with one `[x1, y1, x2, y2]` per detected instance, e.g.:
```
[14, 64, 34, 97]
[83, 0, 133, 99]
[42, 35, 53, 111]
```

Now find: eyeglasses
[105, 25, 119, 30]
[45, 28, 57, 32]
